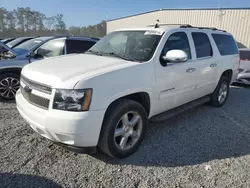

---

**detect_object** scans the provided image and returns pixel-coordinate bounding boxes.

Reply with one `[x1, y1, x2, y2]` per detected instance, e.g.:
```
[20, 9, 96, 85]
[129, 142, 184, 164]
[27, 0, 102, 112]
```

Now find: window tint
[239, 50, 250, 61]
[66, 40, 96, 54]
[212, 34, 238, 56]
[192, 32, 213, 58]
[35, 38, 65, 58]
[162, 32, 191, 60]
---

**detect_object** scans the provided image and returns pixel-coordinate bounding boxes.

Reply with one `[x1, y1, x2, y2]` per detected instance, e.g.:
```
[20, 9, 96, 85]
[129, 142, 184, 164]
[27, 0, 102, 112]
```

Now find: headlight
[53, 89, 92, 111]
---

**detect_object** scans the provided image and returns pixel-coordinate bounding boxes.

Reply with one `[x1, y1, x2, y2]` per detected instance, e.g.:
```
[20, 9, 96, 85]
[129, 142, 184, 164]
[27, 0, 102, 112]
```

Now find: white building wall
[107, 9, 250, 48]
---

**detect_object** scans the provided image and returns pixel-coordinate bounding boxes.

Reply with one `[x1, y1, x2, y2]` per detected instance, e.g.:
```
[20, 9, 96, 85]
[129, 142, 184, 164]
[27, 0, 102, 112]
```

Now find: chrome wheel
[114, 111, 143, 151]
[0, 77, 20, 99]
[218, 82, 228, 104]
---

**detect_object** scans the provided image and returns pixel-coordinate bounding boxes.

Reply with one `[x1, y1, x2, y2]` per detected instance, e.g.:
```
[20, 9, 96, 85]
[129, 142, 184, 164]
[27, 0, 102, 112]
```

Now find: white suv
[16, 24, 239, 159]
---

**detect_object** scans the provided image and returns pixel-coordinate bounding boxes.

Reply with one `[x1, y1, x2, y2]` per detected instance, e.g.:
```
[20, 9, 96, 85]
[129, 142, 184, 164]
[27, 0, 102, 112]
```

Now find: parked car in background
[234, 48, 250, 85]
[1, 38, 16, 44]
[0, 36, 99, 100]
[16, 25, 239, 159]
[6, 37, 36, 48]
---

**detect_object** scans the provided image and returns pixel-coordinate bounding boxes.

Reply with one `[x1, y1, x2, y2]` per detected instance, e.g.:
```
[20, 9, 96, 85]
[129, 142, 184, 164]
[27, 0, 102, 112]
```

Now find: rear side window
[192, 32, 213, 58]
[212, 34, 238, 56]
[66, 40, 96, 54]
[239, 50, 250, 61]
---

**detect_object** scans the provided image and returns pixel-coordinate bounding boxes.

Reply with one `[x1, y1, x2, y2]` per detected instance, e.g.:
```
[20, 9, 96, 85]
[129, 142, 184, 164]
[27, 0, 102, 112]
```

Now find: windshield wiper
[103, 52, 135, 62]
[85, 50, 102, 56]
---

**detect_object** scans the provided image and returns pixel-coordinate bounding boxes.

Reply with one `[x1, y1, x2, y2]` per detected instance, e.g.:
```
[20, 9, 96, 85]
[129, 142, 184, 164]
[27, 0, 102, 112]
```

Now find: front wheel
[0, 73, 20, 101]
[210, 76, 229, 107]
[98, 99, 148, 159]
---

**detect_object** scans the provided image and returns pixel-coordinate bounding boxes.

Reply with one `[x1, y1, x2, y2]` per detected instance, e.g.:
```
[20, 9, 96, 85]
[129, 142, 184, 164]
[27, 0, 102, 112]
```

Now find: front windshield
[13, 37, 51, 54]
[88, 30, 163, 62]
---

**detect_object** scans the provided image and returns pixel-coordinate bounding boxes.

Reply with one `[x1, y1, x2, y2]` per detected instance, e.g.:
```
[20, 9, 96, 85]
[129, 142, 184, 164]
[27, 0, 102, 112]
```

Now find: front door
[154, 31, 200, 115]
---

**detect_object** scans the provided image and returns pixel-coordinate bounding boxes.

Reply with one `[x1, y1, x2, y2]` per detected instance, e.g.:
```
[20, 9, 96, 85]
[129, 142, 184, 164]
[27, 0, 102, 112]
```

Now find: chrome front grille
[21, 86, 50, 110]
[20, 75, 52, 94]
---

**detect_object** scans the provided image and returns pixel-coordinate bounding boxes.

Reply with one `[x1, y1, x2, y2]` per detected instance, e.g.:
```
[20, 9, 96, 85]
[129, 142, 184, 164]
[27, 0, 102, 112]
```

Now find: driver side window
[161, 32, 191, 61]
[35, 38, 66, 58]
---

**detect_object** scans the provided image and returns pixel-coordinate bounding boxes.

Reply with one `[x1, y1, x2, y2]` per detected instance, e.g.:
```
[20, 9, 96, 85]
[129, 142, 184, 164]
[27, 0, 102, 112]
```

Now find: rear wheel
[0, 73, 20, 101]
[210, 76, 229, 107]
[98, 99, 148, 159]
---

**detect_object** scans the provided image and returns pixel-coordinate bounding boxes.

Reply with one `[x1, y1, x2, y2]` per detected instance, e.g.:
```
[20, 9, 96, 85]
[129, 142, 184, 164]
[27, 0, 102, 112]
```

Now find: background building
[107, 8, 250, 48]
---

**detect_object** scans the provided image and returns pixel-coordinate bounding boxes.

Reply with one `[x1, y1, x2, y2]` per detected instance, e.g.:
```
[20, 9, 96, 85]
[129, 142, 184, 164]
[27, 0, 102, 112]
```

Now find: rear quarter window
[212, 34, 238, 56]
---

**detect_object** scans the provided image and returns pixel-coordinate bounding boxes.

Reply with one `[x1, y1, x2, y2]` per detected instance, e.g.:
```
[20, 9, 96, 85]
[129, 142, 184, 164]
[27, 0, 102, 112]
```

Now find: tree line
[0, 7, 106, 39]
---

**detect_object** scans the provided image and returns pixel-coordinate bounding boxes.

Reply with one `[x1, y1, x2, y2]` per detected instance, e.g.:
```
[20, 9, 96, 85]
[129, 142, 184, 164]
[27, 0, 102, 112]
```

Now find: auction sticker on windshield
[144, 30, 164, 35]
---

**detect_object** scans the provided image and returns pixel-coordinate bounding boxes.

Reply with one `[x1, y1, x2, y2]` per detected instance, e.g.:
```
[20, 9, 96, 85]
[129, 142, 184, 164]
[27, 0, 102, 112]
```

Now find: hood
[0, 41, 18, 56]
[21, 53, 137, 88]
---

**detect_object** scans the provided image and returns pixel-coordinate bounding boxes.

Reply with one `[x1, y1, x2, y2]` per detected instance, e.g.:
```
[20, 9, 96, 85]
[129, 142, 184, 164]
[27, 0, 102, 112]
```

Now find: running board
[150, 96, 211, 122]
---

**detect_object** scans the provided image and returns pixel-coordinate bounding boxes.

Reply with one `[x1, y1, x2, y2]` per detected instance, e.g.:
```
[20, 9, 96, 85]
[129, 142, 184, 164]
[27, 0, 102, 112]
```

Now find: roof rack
[147, 22, 227, 32]
[180, 24, 227, 32]
[67, 35, 100, 40]
[147, 23, 188, 27]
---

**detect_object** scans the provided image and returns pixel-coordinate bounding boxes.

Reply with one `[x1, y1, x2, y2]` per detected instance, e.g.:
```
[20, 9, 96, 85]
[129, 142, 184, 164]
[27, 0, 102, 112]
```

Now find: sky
[1, 0, 250, 27]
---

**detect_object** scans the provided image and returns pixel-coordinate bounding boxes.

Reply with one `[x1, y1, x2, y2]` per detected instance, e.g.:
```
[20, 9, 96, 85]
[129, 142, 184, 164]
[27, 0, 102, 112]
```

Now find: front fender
[74, 62, 155, 112]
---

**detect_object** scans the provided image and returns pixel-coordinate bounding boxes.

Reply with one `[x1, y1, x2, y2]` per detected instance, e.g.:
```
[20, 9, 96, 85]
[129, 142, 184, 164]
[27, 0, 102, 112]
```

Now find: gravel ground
[1, 87, 250, 188]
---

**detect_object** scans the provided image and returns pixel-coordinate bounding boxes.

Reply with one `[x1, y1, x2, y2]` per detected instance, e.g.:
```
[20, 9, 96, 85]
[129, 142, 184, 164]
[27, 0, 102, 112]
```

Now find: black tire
[210, 76, 229, 107]
[98, 99, 148, 159]
[0, 73, 20, 101]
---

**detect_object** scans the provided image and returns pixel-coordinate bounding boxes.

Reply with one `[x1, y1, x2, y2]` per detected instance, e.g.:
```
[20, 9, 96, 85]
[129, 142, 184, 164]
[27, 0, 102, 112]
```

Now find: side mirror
[162, 50, 188, 63]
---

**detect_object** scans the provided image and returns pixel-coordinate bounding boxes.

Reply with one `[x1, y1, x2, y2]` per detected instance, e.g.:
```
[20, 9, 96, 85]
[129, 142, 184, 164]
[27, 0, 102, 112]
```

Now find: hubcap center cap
[124, 126, 132, 134]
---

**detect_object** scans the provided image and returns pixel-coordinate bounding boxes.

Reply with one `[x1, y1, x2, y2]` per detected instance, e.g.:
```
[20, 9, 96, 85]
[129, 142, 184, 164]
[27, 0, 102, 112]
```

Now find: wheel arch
[103, 91, 151, 120]
[221, 69, 233, 83]
[0, 67, 22, 76]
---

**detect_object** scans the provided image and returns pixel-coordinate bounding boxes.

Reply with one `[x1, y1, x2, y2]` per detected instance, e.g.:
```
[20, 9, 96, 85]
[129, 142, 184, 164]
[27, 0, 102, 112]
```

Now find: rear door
[189, 32, 218, 97]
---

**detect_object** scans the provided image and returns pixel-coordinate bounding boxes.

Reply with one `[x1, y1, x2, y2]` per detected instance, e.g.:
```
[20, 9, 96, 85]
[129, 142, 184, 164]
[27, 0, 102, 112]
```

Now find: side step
[150, 96, 211, 122]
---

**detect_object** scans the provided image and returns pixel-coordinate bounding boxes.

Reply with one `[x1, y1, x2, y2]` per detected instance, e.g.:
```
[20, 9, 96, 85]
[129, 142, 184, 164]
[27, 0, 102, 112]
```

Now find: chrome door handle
[210, 63, 217, 68]
[186, 68, 196, 73]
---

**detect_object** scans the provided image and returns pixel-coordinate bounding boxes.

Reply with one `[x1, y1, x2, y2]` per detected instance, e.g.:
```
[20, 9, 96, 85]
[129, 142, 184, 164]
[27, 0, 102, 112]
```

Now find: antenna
[154, 19, 160, 28]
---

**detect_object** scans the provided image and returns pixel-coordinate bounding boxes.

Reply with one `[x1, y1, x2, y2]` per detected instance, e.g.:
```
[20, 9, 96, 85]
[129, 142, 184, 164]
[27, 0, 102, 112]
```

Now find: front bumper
[16, 89, 106, 148]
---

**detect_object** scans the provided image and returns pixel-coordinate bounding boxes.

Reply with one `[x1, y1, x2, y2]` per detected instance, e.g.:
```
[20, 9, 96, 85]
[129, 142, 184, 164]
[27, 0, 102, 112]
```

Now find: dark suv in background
[0, 36, 99, 100]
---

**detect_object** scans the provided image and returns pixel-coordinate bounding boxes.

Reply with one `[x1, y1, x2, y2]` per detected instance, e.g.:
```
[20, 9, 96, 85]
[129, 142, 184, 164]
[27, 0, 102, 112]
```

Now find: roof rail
[180, 24, 227, 32]
[67, 35, 100, 40]
[147, 23, 188, 27]
[147, 23, 227, 32]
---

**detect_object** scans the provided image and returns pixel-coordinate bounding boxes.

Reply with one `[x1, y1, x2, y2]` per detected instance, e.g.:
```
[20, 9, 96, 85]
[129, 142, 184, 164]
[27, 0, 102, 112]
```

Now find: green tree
[55, 14, 66, 31]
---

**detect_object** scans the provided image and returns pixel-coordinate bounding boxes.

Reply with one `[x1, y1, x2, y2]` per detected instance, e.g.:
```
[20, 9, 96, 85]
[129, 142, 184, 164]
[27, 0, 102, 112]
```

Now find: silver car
[235, 48, 250, 85]
[0, 36, 99, 100]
